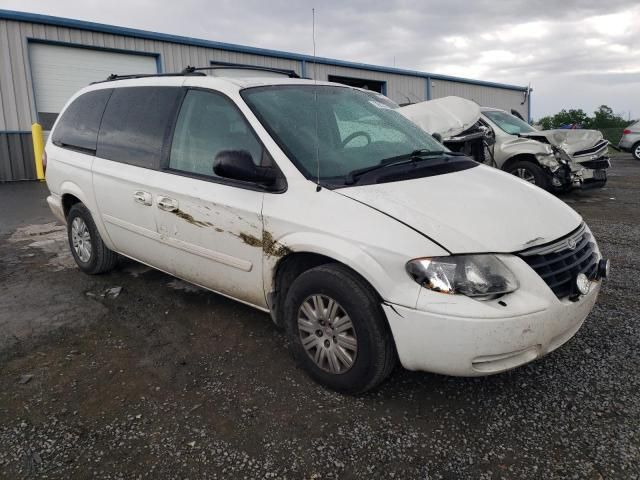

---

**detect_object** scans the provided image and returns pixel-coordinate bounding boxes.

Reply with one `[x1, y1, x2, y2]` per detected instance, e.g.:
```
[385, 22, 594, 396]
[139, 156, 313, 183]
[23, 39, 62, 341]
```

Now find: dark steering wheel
[341, 131, 372, 147]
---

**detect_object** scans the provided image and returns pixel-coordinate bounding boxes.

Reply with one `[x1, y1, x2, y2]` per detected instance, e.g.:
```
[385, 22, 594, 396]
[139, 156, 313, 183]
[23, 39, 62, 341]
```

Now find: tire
[506, 160, 551, 190]
[67, 203, 118, 274]
[283, 264, 396, 394]
[632, 142, 640, 161]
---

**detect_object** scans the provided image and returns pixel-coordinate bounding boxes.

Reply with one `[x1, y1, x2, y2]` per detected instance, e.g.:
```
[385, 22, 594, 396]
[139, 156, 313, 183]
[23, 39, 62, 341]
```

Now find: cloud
[3, 0, 639, 119]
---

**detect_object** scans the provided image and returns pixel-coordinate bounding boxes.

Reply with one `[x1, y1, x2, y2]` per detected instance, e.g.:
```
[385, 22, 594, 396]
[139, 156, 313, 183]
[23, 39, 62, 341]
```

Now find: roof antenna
[312, 7, 321, 192]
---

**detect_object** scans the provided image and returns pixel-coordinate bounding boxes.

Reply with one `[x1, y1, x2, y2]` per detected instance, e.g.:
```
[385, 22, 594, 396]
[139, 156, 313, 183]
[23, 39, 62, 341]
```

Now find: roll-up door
[29, 43, 157, 130]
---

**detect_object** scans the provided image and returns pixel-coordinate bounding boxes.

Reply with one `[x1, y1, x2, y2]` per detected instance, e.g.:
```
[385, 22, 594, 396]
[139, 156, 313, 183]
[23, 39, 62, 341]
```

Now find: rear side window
[52, 89, 112, 153]
[97, 87, 183, 169]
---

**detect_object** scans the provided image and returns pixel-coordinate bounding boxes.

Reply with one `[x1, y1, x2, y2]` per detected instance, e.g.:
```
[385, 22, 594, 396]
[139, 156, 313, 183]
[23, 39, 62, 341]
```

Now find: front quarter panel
[262, 178, 449, 309]
[494, 136, 552, 167]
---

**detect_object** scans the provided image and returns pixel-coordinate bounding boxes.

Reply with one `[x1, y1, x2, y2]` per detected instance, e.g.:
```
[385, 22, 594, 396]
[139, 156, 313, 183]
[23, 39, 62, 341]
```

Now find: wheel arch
[500, 153, 539, 172]
[59, 180, 90, 217]
[58, 181, 116, 250]
[61, 193, 81, 218]
[268, 250, 385, 329]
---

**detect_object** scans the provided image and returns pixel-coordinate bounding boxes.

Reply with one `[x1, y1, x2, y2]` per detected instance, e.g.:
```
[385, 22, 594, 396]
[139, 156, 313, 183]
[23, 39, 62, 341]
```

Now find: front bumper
[383, 254, 601, 376]
[579, 168, 608, 189]
[567, 157, 610, 189]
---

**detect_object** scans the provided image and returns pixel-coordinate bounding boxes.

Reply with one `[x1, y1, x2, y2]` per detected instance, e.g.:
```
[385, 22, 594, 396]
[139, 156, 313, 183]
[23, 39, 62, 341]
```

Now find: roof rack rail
[91, 64, 300, 85]
[91, 71, 206, 84]
[181, 65, 300, 78]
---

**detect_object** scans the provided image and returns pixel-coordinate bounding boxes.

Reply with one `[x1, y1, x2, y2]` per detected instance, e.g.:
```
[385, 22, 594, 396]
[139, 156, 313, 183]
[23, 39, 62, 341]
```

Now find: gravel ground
[0, 154, 638, 479]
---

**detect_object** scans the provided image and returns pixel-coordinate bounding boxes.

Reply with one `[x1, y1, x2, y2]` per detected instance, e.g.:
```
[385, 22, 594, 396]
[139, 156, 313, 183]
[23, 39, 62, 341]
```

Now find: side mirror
[510, 109, 526, 122]
[432, 132, 443, 143]
[213, 150, 277, 185]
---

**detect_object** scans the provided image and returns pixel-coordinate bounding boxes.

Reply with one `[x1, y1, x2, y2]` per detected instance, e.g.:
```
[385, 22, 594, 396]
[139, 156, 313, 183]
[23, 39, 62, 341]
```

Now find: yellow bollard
[31, 122, 45, 181]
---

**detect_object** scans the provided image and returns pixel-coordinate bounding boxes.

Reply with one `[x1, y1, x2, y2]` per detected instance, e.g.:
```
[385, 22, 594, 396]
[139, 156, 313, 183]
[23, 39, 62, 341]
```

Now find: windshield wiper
[345, 150, 451, 185]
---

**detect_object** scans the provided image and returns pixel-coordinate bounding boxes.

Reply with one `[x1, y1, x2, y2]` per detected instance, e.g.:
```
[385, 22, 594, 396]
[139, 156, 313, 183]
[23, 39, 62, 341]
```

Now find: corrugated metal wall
[0, 17, 529, 181]
[0, 19, 305, 180]
[0, 133, 34, 181]
[430, 79, 529, 119]
[307, 63, 426, 105]
[0, 18, 304, 135]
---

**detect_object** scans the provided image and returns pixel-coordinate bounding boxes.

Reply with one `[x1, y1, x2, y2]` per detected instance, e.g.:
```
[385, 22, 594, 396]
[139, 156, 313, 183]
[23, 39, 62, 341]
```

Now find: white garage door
[29, 43, 157, 130]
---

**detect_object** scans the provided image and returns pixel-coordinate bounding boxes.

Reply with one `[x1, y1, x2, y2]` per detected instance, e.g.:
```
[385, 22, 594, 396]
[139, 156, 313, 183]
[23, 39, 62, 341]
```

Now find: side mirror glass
[213, 150, 277, 185]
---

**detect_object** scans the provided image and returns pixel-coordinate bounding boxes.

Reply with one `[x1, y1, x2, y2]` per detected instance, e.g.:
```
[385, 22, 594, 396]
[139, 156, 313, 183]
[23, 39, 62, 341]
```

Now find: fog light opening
[597, 258, 610, 279]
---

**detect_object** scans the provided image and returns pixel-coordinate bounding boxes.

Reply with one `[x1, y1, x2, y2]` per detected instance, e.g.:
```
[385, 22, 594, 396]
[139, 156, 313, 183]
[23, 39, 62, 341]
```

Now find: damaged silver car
[399, 97, 610, 191]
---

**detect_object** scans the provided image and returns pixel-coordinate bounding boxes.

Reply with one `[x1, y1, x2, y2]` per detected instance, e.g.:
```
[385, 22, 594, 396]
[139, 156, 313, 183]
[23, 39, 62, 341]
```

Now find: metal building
[0, 9, 531, 182]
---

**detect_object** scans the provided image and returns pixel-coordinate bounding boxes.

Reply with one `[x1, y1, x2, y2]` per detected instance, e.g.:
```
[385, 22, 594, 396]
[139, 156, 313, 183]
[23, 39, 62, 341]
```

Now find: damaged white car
[399, 97, 610, 191]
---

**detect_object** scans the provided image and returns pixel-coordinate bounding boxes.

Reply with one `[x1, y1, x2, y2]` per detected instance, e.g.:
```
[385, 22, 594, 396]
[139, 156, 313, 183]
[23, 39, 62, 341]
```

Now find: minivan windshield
[241, 85, 447, 184]
[483, 110, 536, 135]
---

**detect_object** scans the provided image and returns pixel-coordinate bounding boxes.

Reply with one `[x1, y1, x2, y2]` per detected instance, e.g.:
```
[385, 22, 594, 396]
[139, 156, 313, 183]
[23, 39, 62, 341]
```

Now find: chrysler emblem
[567, 238, 577, 250]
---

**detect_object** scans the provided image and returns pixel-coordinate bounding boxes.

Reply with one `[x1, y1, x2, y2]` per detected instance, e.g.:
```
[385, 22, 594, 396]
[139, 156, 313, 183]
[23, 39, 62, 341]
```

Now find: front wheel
[506, 160, 551, 190]
[283, 264, 396, 394]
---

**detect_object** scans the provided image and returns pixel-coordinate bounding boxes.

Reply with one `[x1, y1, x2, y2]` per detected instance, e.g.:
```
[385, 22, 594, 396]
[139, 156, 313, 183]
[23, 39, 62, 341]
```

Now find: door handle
[133, 190, 152, 206]
[157, 196, 178, 212]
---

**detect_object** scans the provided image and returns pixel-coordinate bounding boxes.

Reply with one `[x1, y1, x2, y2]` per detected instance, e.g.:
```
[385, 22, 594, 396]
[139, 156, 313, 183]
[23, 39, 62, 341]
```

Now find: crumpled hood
[339, 164, 581, 253]
[520, 129, 606, 155]
[398, 96, 480, 139]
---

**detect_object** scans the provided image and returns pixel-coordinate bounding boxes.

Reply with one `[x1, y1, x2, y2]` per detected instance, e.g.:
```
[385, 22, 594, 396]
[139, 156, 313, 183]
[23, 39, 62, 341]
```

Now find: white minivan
[45, 68, 608, 394]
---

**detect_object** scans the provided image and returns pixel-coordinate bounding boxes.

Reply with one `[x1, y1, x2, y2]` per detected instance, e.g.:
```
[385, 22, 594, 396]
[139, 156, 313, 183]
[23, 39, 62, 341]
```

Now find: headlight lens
[536, 152, 560, 172]
[406, 255, 519, 298]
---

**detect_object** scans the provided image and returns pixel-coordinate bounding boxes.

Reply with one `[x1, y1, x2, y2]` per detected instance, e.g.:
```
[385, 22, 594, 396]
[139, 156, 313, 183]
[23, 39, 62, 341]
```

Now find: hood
[520, 129, 606, 156]
[339, 164, 581, 253]
[398, 96, 480, 139]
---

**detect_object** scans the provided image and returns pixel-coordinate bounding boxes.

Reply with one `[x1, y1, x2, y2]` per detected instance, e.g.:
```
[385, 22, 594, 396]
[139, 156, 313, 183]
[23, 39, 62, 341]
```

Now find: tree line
[536, 105, 635, 130]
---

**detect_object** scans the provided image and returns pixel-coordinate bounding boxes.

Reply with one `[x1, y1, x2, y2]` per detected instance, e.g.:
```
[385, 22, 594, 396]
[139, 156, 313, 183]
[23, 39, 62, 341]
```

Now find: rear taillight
[623, 129, 631, 135]
[42, 149, 47, 173]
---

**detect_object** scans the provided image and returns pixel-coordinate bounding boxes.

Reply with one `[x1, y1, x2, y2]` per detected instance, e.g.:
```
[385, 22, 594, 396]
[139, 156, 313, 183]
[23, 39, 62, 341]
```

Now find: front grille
[573, 140, 609, 157]
[579, 158, 610, 170]
[519, 224, 599, 299]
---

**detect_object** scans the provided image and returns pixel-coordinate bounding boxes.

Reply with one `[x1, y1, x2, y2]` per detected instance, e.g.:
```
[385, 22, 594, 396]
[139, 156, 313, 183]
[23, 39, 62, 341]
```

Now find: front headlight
[552, 146, 571, 164]
[536, 152, 560, 172]
[406, 255, 519, 299]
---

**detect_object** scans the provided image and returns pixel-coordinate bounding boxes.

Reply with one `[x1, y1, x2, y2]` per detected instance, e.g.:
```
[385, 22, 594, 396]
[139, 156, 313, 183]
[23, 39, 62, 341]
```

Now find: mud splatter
[262, 231, 292, 258]
[239, 233, 263, 247]
[239, 231, 291, 258]
[172, 209, 213, 228]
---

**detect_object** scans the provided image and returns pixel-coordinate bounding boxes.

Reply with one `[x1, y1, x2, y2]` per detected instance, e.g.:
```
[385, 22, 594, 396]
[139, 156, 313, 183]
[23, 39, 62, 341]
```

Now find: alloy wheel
[71, 217, 92, 263]
[514, 167, 536, 184]
[297, 294, 358, 374]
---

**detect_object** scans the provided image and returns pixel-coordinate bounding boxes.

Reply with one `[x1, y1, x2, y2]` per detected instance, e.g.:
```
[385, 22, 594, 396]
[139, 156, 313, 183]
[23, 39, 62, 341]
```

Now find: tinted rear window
[97, 87, 184, 169]
[52, 89, 113, 153]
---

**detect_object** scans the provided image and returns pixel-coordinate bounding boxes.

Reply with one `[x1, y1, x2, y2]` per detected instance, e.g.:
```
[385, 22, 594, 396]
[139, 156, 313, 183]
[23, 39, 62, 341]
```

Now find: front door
[154, 89, 268, 308]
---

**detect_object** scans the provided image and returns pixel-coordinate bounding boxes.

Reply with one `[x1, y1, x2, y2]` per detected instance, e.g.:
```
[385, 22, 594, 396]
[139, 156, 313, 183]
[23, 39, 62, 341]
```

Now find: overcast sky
[3, 0, 639, 120]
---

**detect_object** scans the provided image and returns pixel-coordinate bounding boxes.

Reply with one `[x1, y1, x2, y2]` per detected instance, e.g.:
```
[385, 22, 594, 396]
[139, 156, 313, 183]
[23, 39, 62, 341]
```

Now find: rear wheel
[67, 203, 118, 274]
[506, 160, 551, 190]
[283, 264, 396, 394]
[632, 142, 640, 161]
